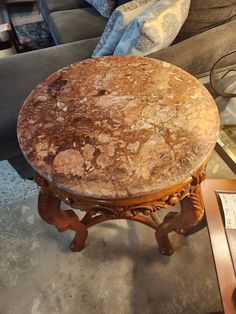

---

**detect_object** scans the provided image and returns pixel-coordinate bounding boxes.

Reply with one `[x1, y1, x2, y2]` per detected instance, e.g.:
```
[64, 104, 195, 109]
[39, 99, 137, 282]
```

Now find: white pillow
[92, 0, 157, 56]
[114, 0, 191, 56]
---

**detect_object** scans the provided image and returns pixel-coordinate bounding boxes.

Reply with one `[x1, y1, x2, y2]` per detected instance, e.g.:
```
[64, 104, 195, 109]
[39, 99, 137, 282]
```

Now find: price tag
[219, 193, 236, 229]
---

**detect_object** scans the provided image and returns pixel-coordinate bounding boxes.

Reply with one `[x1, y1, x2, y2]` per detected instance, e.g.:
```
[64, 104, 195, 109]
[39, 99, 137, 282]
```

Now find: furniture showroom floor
[0, 151, 235, 314]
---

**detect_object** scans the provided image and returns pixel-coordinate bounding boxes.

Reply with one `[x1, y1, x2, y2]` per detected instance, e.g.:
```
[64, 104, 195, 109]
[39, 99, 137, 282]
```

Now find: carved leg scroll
[36, 175, 88, 252]
[178, 184, 204, 235]
[155, 184, 204, 256]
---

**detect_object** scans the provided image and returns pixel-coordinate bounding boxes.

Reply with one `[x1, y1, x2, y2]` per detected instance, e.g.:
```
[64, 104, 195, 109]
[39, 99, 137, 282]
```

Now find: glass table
[197, 54, 236, 174]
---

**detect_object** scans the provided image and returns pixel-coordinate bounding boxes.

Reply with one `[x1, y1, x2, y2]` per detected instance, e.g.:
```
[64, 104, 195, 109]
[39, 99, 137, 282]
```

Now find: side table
[17, 56, 220, 255]
[0, 1, 20, 52]
[201, 179, 236, 314]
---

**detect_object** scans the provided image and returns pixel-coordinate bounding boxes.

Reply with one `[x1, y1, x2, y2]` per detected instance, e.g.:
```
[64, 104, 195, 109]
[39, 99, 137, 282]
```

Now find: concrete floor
[0, 151, 235, 314]
[0, 160, 38, 208]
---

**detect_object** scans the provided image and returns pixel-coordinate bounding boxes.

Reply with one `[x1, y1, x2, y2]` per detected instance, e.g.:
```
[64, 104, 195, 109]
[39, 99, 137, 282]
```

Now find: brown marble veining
[17, 56, 220, 199]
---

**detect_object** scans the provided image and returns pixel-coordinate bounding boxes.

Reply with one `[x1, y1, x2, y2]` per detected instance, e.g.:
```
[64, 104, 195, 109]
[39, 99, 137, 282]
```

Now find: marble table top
[17, 56, 220, 199]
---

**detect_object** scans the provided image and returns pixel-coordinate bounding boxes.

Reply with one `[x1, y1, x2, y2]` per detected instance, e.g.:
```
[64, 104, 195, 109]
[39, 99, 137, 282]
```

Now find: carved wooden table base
[35, 171, 205, 256]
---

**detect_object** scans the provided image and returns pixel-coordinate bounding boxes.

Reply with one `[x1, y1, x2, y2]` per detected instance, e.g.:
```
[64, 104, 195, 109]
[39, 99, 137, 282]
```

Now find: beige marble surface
[18, 56, 220, 198]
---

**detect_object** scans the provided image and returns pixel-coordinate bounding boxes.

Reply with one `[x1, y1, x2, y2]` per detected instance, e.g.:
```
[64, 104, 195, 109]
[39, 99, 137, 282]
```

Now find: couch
[1, 0, 236, 178]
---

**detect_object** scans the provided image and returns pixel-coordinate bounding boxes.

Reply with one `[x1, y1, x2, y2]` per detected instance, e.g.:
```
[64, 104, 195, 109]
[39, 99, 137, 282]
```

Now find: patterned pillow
[86, 0, 116, 18]
[92, 0, 157, 56]
[114, 0, 191, 56]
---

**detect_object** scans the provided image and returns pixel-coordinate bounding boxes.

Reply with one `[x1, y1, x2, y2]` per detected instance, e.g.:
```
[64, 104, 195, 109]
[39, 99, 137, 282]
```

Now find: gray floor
[0, 160, 38, 208]
[0, 151, 235, 314]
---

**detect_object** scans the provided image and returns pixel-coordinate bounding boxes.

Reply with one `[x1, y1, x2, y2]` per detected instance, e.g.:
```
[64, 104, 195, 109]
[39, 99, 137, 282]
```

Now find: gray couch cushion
[0, 37, 99, 145]
[48, 8, 107, 44]
[149, 19, 236, 76]
[175, 0, 236, 43]
[39, 0, 90, 25]
[8, 154, 34, 179]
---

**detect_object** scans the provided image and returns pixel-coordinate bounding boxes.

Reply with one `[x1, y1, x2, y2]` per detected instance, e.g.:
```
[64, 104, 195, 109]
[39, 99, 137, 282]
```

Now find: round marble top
[17, 56, 219, 199]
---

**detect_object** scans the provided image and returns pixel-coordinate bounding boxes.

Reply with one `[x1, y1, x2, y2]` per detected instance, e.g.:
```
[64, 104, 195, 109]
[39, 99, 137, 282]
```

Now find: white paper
[219, 193, 236, 229]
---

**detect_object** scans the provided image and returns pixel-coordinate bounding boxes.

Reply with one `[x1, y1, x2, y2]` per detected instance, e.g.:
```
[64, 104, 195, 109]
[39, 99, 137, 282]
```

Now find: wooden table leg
[155, 184, 204, 255]
[36, 176, 88, 252]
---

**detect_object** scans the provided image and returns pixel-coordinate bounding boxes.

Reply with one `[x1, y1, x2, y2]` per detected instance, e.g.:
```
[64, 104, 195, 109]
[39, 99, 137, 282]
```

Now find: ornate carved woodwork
[35, 168, 205, 255]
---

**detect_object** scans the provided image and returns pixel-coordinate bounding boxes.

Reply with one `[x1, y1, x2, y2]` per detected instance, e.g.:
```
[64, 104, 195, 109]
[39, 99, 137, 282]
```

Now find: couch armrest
[0, 37, 99, 144]
[148, 19, 236, 76]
